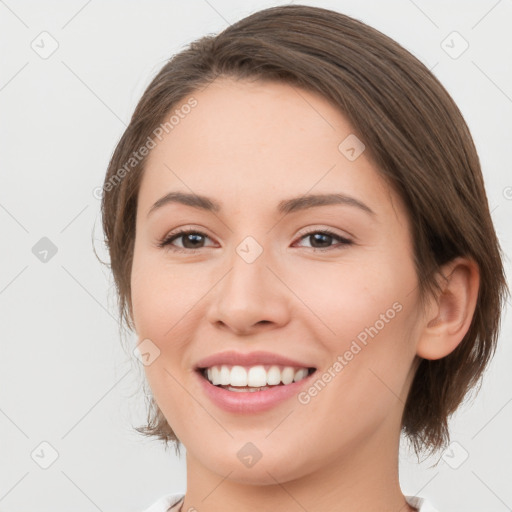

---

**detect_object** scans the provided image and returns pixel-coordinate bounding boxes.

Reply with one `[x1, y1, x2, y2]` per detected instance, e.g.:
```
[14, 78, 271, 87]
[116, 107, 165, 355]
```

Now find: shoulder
[140, 493, 185, 512]
[405, 495, 441, 512]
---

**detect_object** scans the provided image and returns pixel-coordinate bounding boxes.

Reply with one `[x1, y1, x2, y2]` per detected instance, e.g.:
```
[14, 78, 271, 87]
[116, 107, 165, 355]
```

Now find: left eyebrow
[277, 193, 375, 217]
[147, 191, 376, 218]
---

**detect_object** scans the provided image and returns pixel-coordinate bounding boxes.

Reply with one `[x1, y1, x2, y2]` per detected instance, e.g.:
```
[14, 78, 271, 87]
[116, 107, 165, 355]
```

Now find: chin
[197, 445, 309, 486]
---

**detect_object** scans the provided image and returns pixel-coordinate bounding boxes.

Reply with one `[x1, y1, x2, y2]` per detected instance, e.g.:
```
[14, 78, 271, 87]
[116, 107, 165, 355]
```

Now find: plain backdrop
[1, 1, 511, 511]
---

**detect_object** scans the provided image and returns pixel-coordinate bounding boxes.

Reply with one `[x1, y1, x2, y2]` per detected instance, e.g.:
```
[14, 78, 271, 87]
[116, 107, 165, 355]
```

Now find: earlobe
[416, 257, 480, 360]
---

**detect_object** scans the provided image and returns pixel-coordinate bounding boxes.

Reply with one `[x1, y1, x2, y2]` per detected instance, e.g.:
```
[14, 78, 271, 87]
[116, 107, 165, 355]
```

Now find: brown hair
[100, 4, 509, 457]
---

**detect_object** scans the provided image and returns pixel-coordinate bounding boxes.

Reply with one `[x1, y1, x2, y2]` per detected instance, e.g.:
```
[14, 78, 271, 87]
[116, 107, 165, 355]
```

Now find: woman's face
[131, 78, 424, 484]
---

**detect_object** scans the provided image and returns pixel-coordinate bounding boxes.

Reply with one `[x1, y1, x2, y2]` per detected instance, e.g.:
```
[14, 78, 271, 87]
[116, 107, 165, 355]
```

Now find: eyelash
[157, 228, 353, 254]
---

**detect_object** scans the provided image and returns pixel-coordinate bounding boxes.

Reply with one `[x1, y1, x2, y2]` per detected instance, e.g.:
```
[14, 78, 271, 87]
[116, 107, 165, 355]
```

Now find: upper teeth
[204, 365, 310, 387]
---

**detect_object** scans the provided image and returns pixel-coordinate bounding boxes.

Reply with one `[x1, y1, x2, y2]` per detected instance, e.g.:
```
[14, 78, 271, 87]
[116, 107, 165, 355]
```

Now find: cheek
[130, 249, 202, 336]
[293, 252, 418, 394]
[288, 253, 412, 337]
[130, 253, 194, 426]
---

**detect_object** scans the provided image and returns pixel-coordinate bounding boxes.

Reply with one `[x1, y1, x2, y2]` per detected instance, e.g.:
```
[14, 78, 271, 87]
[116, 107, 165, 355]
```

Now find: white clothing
[141, 492, 440, 511]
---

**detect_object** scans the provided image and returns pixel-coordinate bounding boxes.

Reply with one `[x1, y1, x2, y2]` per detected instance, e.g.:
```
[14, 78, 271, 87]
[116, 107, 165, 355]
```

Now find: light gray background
[1, 1, 511, 511]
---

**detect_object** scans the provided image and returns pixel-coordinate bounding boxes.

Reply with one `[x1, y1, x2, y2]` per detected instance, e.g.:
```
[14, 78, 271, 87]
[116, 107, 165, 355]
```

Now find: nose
[205, 243, 291, 336]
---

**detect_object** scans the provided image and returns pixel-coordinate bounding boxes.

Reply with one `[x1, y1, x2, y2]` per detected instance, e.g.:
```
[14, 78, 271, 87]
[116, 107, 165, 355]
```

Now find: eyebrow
[147, 191, 375, 217]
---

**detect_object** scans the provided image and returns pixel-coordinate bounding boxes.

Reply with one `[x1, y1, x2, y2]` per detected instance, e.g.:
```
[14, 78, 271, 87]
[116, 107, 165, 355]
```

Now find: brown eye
[295, 229, 353, 251]
[158, 230, 213, 253]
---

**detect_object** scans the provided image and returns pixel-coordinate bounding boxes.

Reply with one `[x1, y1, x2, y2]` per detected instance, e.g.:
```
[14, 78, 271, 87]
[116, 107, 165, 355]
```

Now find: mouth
[195, 364, 317, 392]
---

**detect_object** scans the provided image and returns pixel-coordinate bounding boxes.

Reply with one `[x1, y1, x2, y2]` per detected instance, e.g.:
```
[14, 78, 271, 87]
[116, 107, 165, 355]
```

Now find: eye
[293, 228, 353, 251]
[157, 229, 214, 253]
[157, 227, 353, 253]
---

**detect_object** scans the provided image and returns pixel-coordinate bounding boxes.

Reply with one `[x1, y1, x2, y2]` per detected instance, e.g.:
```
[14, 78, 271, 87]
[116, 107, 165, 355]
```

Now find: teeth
[267, 366, 281, 385]
[248, 366, 267, 387]
[204, 365, 311, 387]
[233, 365, 247, 386]
[219, 365, 231, 385]
[281, 367, 296, 385]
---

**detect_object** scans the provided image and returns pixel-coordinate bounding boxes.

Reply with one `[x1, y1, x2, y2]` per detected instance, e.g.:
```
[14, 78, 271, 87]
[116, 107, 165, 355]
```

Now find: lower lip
[195, 369, 317, 413]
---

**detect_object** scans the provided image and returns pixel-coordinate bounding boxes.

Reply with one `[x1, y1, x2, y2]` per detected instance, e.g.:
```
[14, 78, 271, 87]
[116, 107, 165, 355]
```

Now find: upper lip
[194, 350, 316, 370]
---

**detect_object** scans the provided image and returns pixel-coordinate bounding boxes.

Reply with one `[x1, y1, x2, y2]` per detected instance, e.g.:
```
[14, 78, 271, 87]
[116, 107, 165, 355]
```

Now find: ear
[416, 257, 480, 360]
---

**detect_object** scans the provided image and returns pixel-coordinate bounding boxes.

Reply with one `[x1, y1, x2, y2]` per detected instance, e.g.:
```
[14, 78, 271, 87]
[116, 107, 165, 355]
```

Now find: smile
[195, 365, 318, 413]
[200, 364, 315, 391]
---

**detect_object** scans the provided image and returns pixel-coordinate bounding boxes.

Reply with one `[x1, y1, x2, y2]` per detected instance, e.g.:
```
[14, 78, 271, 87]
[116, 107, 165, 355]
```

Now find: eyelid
[294, 225, 353, 241]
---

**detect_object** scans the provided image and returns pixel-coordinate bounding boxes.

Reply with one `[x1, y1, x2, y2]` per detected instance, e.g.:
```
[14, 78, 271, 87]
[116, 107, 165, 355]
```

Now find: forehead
[138, 78, 402, 223]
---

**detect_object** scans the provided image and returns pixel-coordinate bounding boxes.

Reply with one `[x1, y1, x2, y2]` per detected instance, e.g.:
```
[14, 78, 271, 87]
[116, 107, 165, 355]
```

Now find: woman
[100, 5, 508, 511]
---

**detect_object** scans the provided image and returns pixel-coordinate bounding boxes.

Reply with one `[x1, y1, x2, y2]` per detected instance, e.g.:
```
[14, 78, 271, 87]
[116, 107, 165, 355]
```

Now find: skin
[130, 78, 479, 512]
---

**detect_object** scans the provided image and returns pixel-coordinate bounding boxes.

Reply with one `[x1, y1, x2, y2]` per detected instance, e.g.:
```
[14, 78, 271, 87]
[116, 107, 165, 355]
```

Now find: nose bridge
[223, 233, 271, 302]
[206, 230, 288, 332]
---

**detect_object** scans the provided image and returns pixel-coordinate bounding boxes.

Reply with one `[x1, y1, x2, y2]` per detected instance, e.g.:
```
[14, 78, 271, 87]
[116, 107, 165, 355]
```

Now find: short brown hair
[100, 4, 509, 456]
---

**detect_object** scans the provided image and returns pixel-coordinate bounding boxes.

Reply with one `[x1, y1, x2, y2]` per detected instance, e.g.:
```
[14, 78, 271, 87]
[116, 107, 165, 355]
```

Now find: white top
[141, 493, 440, 511]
